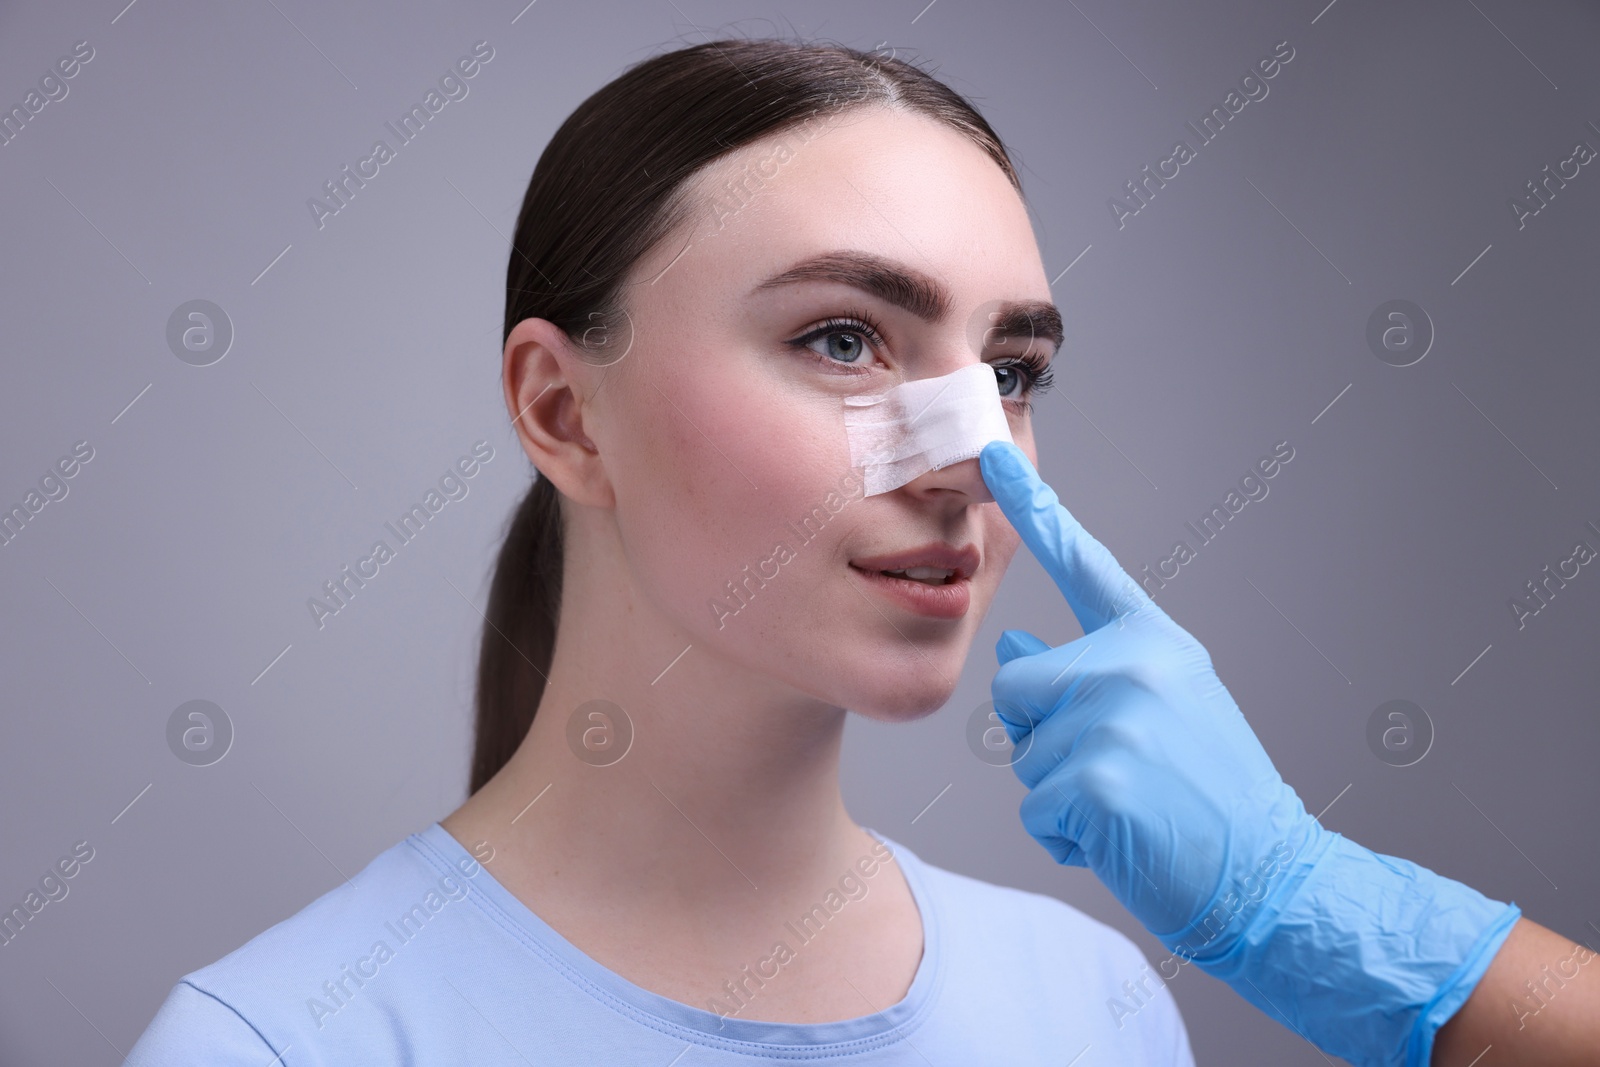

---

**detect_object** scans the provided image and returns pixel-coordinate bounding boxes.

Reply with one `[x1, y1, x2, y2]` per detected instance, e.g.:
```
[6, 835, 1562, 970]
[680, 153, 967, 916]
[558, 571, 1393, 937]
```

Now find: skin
[1432, 918, 1600, 1065]
[443, 103, 1051, 1024]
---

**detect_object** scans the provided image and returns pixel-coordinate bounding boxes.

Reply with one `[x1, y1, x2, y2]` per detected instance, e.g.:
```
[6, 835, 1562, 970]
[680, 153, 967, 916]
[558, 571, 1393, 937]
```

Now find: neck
[449, 536, 870, 912]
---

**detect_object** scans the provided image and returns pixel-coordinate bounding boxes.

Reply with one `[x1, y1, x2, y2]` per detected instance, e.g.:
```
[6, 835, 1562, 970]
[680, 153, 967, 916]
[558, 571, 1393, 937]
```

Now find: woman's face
[575, 104, 1058, 722]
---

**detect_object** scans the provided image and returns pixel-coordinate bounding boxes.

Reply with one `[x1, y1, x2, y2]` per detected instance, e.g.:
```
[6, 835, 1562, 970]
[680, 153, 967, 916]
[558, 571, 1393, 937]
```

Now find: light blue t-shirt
[127, 824, 1194, 1065]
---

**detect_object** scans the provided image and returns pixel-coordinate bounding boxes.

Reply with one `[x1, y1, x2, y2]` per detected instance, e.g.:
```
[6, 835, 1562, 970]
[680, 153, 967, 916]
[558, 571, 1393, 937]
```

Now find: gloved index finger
[979, 440, 1155, 635]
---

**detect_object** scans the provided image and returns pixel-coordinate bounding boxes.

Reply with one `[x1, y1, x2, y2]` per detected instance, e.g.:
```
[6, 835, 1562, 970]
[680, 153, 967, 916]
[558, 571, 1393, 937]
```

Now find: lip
[850, 542, 980, 579]
[848, 542, 980, 620]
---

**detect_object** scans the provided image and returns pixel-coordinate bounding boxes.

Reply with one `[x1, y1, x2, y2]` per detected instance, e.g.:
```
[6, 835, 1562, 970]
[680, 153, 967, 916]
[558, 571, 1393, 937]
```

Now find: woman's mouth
[876, 566, 960, 584]
[847, 544, 977, 619]
[848, 564, 972, 618]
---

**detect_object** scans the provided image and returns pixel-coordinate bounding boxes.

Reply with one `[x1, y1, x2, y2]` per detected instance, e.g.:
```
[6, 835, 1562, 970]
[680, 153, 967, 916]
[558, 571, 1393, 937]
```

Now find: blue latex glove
[978, 440, 1522, 1067]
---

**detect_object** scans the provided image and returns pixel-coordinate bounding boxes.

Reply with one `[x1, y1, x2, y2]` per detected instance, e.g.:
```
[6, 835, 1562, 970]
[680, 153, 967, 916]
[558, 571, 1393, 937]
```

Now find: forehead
[640, 105, 1049, 318]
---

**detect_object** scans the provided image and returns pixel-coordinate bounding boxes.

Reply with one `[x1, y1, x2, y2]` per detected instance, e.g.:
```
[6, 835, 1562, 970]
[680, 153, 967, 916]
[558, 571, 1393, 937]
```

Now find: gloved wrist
[1148, 807, 1334, 967]
[1188, 829, 1521, 1067]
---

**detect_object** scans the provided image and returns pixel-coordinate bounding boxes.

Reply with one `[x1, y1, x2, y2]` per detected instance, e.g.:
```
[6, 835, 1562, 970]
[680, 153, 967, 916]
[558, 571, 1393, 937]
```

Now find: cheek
[980, 504, 1023, 582]
[1008, 417, 1039, 467]
[610, 365, 858, 621]
[630, 355, 852, 497]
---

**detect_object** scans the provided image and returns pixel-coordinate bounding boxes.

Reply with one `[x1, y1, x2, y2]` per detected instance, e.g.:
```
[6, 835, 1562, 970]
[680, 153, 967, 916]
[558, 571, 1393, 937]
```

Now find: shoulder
[188, 826, 472, 996]
[126, 980, 280, 1064]
[127, 825, 480, 1064]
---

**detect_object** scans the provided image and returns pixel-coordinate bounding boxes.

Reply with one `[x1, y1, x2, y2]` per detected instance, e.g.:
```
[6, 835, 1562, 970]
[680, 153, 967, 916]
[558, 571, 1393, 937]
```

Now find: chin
[840, 666, 963, 724]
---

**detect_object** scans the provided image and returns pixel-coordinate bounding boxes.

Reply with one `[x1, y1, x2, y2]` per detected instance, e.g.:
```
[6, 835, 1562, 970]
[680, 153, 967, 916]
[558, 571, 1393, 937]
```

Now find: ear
[503, 317, 615, 509]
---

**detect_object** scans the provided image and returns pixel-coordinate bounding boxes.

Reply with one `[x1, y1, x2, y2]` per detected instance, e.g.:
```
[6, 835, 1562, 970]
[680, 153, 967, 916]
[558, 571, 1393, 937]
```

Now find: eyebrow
[750, 250, 1064, 353]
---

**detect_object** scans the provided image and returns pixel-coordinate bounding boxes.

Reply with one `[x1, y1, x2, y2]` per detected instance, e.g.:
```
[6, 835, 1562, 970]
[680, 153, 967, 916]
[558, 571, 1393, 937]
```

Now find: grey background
[2, 0, 1596, 1063]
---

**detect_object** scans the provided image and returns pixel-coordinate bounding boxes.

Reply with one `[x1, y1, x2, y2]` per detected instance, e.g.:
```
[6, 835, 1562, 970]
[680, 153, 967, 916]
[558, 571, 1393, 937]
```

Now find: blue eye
[815, 329, 872, 364]
[991, 356, 1055, 400]
[790, 314, 886, 373]
[987, 354, 1056, 417]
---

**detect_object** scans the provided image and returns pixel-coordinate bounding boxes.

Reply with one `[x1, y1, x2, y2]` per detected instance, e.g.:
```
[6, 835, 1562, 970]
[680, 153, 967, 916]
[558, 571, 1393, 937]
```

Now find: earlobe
[502, 318, 613, 508]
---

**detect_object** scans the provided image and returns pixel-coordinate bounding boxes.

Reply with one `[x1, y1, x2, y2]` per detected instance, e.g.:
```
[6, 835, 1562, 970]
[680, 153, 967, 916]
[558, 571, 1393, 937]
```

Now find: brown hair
[470, 35, 1023, 794]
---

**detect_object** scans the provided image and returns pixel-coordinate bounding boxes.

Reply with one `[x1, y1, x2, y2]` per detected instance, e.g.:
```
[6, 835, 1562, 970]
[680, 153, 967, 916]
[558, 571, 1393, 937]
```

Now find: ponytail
[470, 473, 563, 794]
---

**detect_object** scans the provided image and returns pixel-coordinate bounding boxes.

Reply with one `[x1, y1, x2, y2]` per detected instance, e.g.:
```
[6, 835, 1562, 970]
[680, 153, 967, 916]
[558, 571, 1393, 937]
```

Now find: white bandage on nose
[843, 362, 1016, 497]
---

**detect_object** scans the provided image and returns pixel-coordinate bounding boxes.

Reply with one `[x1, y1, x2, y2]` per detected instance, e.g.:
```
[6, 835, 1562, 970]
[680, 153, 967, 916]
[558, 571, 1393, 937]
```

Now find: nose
[898, 454, 996, 505]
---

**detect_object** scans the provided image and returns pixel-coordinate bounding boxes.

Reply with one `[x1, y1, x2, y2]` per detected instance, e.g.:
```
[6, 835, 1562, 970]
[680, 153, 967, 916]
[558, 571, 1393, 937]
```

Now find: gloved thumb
[996, 628, 1052, 666]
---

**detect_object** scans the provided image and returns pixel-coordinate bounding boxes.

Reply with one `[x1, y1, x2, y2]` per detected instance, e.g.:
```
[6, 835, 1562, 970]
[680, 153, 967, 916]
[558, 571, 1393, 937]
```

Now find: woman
[127, 37, 1595, 1066]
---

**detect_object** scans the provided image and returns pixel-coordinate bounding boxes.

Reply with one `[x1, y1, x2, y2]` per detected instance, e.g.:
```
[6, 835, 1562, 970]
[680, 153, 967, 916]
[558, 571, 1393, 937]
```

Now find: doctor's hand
[977, 440, 1315, 951]
[977, 440, 1521, 1067]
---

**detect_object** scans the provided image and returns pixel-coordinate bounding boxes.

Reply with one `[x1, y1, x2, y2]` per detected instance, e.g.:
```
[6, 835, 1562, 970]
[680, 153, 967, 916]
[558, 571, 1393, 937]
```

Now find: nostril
[903, 455, 996, 505]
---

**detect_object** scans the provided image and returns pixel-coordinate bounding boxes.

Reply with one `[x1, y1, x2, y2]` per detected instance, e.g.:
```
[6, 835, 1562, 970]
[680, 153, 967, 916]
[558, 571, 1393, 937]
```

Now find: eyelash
[787, 308, 1056, 415]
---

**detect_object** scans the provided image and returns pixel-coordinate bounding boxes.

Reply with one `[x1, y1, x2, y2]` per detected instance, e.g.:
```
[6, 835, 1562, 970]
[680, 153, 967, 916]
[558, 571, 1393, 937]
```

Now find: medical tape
[842, 362, 1016, 497]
